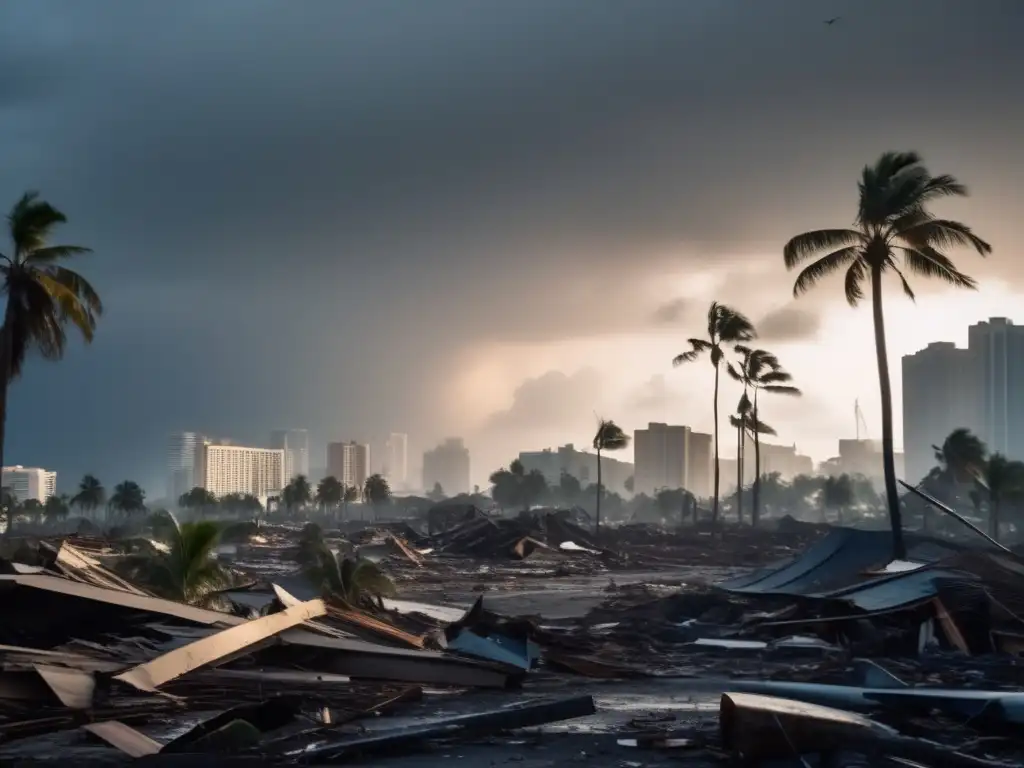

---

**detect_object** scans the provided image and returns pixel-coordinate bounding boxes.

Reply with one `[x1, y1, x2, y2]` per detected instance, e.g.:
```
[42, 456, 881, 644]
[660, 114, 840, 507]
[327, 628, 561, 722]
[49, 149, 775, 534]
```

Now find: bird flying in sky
[824, 16, 841, 25]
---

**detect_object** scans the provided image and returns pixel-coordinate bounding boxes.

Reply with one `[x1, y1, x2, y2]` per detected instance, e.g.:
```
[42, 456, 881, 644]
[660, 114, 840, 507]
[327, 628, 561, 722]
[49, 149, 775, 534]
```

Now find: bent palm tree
[673, 302, 755, 524]
[119, 512, 229, 603]
[729, 346, 801, 526]
[109, 481, 146, 518]
[0, 193, 102, 475]
[72, 474, 105, 519]
[592, 419, 630, 535]
[298, 527, 396, 605]
[783, 151, 991, 559]
[729, 393, 753, 522]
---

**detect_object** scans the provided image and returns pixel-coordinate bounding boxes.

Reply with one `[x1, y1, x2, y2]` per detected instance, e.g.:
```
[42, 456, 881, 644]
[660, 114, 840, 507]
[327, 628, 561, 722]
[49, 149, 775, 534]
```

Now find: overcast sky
[2, 0, 1023, 495]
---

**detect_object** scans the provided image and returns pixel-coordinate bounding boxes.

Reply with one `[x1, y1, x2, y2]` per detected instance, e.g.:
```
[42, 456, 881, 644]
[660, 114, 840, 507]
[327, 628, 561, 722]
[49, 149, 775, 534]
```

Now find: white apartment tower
[327, 441, 370, 491]
[194, 442, 285, 498]
[270, 429, 310, 481]
[2, 466, 57, 503]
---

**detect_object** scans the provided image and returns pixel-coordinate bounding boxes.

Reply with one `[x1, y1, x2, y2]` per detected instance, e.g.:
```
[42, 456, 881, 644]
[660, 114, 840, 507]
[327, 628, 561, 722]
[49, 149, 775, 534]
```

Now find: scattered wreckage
[1, 508, 1024, 766]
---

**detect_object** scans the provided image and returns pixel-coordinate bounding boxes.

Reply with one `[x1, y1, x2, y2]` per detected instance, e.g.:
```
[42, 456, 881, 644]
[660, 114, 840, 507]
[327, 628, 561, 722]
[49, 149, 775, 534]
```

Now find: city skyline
[3, 2, 1022, 493]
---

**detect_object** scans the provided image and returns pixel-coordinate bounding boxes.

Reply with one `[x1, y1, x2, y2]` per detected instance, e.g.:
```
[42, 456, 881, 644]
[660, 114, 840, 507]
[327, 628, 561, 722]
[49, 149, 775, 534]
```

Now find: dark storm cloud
[755, 307, 823, 343]
[1, 0, 1022, 490]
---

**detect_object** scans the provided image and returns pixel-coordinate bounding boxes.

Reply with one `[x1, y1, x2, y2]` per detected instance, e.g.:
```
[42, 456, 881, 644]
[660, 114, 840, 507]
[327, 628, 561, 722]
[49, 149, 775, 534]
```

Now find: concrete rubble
[1, 510, 1024, 766]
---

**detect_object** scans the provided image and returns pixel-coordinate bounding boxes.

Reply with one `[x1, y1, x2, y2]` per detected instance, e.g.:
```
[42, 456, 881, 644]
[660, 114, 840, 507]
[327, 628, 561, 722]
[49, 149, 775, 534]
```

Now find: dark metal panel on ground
[719, 527, 966, 598]
[273, 629, 521, 689]
[297, 694, 597, 761]
[823, 567, 972, 612]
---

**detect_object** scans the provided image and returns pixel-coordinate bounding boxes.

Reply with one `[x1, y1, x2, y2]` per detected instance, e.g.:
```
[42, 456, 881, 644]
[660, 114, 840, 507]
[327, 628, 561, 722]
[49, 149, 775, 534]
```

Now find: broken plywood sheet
[84, 721, 162, 758]
[114, 598, 326, 691]
[0, 574, 244, 628]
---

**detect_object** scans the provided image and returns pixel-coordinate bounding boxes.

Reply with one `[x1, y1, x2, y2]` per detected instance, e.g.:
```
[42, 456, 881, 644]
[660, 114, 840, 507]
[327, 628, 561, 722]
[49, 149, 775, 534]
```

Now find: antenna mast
[854, 399, 868, 440]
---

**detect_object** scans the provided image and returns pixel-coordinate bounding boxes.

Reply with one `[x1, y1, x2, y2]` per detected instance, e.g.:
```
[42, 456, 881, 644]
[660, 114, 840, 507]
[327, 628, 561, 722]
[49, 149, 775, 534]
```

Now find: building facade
[1, 466, 56, 503]
[327, 441, 370, 491]
[271, 429, 310, 482]
[969, 318, 1024, 461]
[422, 438, 471, 496]
[383, 432, 409, 487]
[518, 443, 634, 495]
[167, 431, 204, 501]
[632, 423, 712, 498]
[902, 341, 980, 483]
[195, 442, 285, 498]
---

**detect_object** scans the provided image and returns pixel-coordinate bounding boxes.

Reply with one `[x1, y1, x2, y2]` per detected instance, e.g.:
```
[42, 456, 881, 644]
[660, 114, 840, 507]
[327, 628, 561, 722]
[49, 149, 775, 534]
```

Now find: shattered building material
[113, 598, 327, 691]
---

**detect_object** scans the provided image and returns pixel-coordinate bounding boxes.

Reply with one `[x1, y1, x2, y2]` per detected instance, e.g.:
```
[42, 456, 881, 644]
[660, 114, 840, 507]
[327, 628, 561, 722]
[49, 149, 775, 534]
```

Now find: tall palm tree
[109, 480, 146, 518]
[729, 346, 801, 526]
[933, 427, 988, 489]
[592, 419, 630, 535]
[0, 193, 102, 475]
[316, 475, 344, 519]
[342, 484, 359, 522]
[976, 454, 1024, 541]
[71, 474, 105, 519]
[673, 302, 756, 524]
[282, 475, 312, 514]
[728, 393, 753, 523]
[362, 473, 391, 509]
[783, 151, 991, 559]
[44, 493, 70, 527]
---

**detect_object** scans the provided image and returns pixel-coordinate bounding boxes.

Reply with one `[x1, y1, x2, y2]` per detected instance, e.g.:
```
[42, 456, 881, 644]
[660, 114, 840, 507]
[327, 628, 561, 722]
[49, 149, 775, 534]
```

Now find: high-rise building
[167, 431, 204, 501]
[1, 466, 56, 503]
[422, 438, 471, 496]
[195, 442, 285, 499]
[633, 423, 711, 498]
[383, 433, 409, 487]
[518, 444, 634, 495]
[969, 318, 1024, 460]
[271, 429, 310, 481]
[327, 441, 370, 491]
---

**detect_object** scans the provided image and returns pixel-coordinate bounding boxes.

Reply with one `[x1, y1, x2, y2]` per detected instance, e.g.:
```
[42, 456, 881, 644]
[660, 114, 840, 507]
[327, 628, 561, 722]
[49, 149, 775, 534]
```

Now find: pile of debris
[0, 541, 598, 764]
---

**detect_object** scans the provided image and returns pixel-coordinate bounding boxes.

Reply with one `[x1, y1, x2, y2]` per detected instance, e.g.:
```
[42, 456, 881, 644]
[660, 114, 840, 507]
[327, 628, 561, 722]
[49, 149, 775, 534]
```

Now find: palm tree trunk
[735, 422, 743, 524]
[871, 266, 907, 560]
[0, 320, 11, 537]
[712, 363, 721, 526]
[752, 391, 762, 527]
[595, 447, 603, 537]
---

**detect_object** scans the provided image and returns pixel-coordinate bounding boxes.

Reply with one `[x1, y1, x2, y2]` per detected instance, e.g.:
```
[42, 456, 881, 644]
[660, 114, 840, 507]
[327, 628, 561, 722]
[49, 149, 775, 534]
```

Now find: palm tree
[342, 484, 359, 522]
[728, 393, 753, 523]
[178, 486, 218, 514]
[316, 475, 344, 519]
[120, 512, 229, 604]
[933, 427, 988, 492]
[673, 302, 756, 525]
[975, 454, 1024, 541]
[729, 346, 801, 526]
[822, 474, 855, 524]
[71, 474, 105, 520]
[362, 473, 391, 510]
[109, 480, 146, 518]
[282, 475, 313, 515]
[44, 493, 70, 527]
[297, 525, 395, 605]
[0, 193, 102, 475]
[729, 402, 777, 522]
[783, 151, 991, 559]
[592, 419, 630, 535]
